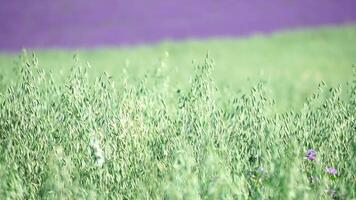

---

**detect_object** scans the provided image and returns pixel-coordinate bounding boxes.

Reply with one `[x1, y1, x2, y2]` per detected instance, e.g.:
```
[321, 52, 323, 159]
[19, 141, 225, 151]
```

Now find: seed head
[325, 188, 337, 199]
[256, 167, 265, 175]
[90, 137, 105, 167]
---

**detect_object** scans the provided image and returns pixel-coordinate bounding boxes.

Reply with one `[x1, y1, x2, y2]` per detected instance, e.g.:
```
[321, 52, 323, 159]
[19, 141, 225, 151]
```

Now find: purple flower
[305, 149, 316, 161]
[325, 167, 337, 175]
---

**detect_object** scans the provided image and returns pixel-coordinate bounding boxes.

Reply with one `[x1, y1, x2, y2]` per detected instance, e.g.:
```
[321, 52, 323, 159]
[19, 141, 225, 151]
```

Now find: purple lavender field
[1, 0, 356, 50]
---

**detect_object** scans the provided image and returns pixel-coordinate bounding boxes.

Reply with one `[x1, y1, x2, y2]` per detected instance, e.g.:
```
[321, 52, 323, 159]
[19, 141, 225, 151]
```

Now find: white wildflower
[90, 138, 105, 167]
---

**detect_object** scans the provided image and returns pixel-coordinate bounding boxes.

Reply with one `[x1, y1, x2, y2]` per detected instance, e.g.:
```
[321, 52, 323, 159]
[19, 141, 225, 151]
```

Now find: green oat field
[0, 25, 355, 199]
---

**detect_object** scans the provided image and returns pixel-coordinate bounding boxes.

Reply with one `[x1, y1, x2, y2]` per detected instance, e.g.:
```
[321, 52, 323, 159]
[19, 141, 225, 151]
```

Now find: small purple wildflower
[325, 167, 337, 175]
[305, 149, 316, 161]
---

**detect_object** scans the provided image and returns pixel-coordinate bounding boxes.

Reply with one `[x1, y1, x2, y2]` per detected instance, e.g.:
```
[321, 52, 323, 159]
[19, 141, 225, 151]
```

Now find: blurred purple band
[1, 0, 356, 51]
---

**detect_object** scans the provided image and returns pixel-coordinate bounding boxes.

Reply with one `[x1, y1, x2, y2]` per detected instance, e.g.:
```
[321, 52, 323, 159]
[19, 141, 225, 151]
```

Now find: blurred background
[1, 0, 356, 50]
[0, 0, 356, 110]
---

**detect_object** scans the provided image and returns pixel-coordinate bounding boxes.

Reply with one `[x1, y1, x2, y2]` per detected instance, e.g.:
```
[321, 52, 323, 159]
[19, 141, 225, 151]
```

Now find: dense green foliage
[1, 25, 356, 110]
[0, 50, 355, 199]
